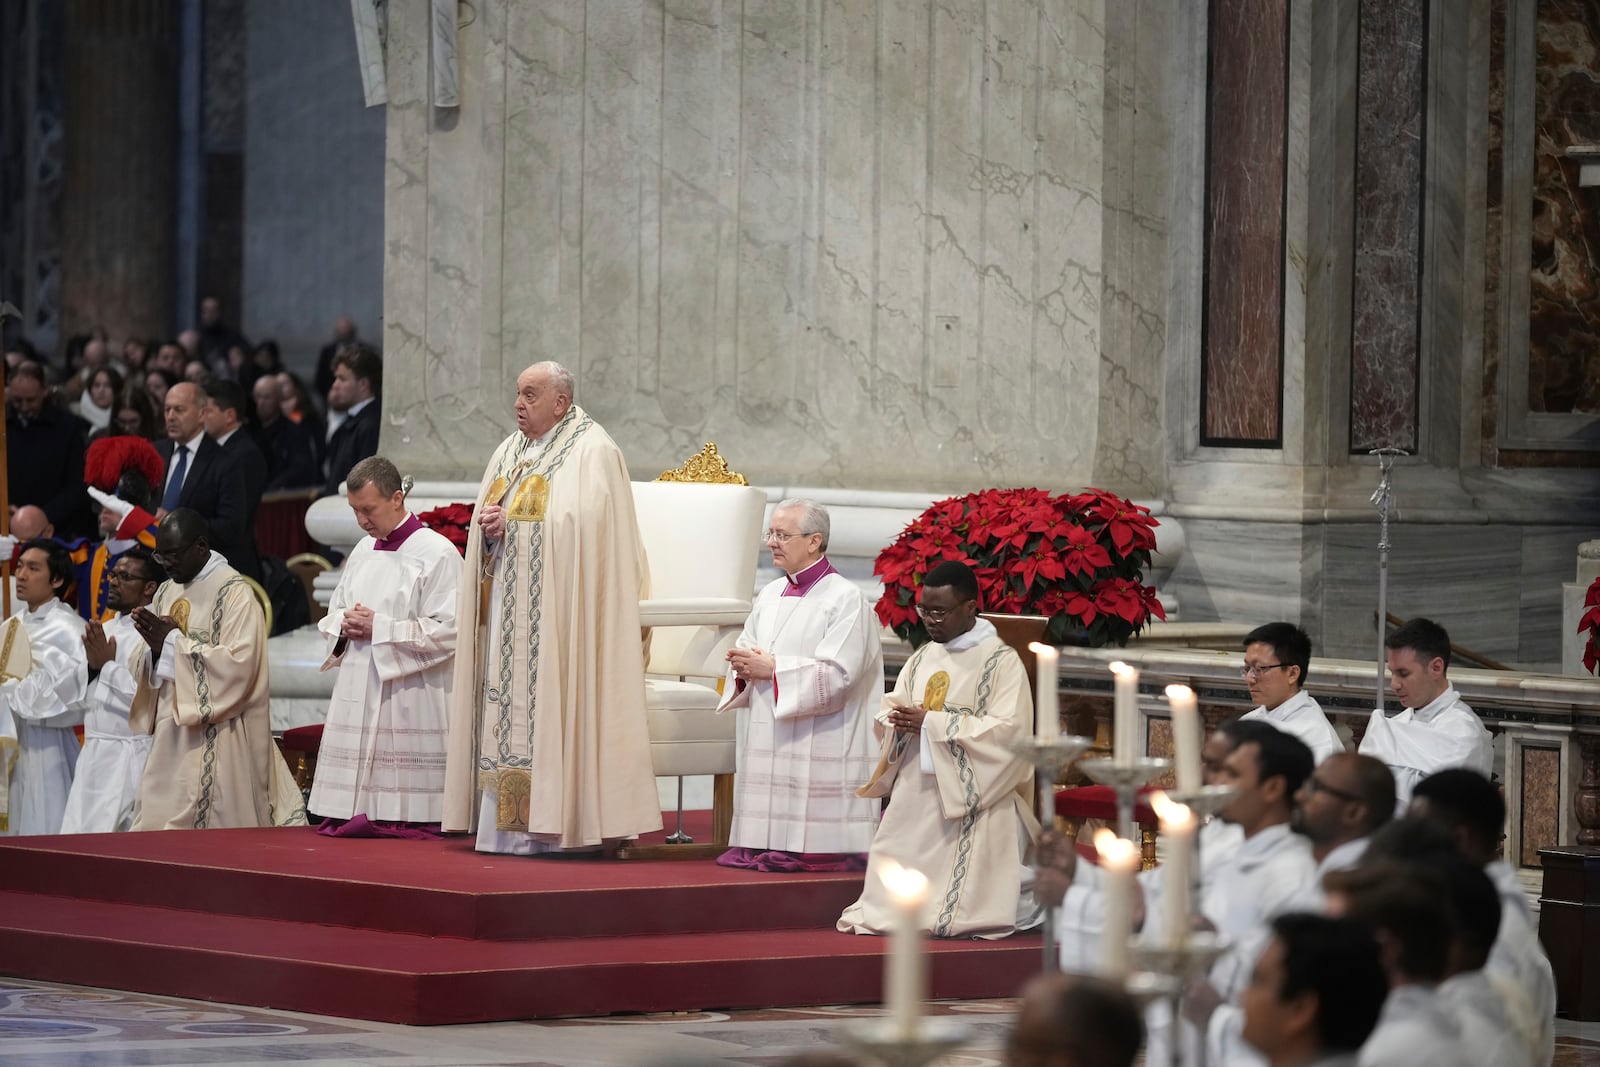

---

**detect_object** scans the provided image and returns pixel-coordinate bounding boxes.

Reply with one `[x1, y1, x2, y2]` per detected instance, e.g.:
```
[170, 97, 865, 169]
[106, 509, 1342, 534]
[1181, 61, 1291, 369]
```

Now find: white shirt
[163, 429, 207, 498]
[213, 426, 240, 448]
[1437, 969, 1539, 1067]
[1241, 689, 1345, 764]
[1358, 985, 1469, 1067]
[1357, 685, 1493, 811]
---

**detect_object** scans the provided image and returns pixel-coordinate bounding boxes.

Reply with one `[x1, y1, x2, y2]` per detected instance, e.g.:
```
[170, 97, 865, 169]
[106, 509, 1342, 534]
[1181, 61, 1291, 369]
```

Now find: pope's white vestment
[1357, 685, 1493, 811]
[718, 558, 881, 854]
[59, 611, 151, 833]
[311, 515, 459, 823]
[0, 598, 87, 835]
[443, 408, 662, 851]
[1241, 689, 1345, 764]
[838, 618, 1039, 938]
[131, 552, 305, 829]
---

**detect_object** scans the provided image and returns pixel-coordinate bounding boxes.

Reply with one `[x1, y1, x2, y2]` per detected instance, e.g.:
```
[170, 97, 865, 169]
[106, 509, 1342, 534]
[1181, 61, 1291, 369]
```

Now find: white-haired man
[443, 362, 662, 854]
[716, 498, 882, 870]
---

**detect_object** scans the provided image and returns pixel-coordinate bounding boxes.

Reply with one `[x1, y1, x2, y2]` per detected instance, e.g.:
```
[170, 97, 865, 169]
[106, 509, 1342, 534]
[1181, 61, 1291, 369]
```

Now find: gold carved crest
[656, 443, 748, 485]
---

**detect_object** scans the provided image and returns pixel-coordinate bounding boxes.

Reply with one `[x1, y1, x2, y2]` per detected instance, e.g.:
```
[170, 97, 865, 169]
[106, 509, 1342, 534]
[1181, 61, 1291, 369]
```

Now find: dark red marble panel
[1202, 0, 1288, 446]
[1349, 0, 1425, 453]
[1521, 745, 1561, 867]
[1530, 1, 1600, 415]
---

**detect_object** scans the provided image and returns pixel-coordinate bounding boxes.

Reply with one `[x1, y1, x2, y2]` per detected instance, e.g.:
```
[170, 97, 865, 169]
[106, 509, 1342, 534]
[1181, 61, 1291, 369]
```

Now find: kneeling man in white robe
[0, 539, 88, 835]
[839, 560, 1041, 937]
[1238, 622, 1344, 764]
[60, 546, 162, 833]
[718, 498, 881, 871]
[1358, 618, 1493, 813]
[311, 456, 460, 833]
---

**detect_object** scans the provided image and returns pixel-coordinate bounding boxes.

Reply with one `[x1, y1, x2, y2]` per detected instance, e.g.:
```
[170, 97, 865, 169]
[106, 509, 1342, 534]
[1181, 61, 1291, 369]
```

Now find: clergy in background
[717, 498, 881, 871]
[839, 560, 1041, 937]
[310, 456, 460, 834]
[1237, 622, 1344, 764]
[129, 508, 306, 830]
[1357, 618, 1493, 812]
[442, 362, 661, 854]
[59, 546, 162, 833]
[0, 539, 88, 835]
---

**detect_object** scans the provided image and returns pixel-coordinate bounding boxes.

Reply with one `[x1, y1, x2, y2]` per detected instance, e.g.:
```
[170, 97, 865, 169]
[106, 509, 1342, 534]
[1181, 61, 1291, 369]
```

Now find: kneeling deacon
[839, 561, 1041, 938]
[310, 456, 460, 833]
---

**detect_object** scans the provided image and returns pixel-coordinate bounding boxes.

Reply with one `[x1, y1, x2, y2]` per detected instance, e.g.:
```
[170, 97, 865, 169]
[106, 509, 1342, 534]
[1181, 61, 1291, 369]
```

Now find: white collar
[940, 617, 997, 654]
[213, 426, 239, 448]
[172, 550, 230, 588]
[1258, 688, 1317, 718]
[1316, 835, 1369, 876]
[1411, 685, 1461, 721]
[22, 598, 67, 621]
[347, 396, 374, 418]
[173, 429, 205, 454]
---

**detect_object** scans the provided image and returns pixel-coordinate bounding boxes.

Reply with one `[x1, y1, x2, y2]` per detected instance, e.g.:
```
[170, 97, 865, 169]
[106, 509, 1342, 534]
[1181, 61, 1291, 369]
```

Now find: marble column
[59, 0, 180, 340]
[378, 0, 1167, 498]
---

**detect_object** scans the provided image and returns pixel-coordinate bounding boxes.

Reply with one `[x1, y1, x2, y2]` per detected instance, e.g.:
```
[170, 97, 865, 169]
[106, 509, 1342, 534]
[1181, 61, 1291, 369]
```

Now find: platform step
[0, 889, 1039, 1025]
[0, 829, 863, 940]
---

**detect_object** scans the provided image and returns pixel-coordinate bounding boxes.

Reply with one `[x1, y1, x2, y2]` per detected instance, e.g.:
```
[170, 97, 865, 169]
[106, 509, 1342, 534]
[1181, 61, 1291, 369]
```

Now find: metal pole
[1369, 448, 1407, 711]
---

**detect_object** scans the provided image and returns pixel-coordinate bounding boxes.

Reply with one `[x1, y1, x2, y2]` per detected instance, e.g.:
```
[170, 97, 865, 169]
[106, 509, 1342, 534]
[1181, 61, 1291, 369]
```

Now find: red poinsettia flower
[1580, 576, 1600, 675]
[418, 502, 475, 557]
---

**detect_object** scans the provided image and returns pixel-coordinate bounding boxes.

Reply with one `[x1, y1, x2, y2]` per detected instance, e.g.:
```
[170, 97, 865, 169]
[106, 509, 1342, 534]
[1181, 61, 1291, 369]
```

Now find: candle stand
[1129, 931, 1231, 1067]
[841, 1017, 974, 1067]
[1008, 734, 1096, 972]
[1078, 757, 1171, 841]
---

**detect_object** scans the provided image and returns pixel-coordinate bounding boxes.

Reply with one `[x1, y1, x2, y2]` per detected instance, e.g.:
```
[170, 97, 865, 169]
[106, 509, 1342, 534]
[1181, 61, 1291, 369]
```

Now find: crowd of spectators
[4, 297, 384, 577]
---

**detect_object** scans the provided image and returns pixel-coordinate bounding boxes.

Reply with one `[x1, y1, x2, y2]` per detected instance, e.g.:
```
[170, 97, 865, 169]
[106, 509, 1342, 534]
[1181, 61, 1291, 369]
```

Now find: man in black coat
[202, 377, 269, 531]
[156, 381, 258, 580]
[6, 362, 90, 539]
[251, 375, 320, 490]
[321, 344, 382, 498]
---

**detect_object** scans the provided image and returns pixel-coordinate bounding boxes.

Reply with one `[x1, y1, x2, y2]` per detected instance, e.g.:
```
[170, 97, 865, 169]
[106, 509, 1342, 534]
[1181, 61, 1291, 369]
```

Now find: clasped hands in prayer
[340, 604, 376, 641]
[725, 646, 775, 683]
[884, 703, 928, 733]
[131, 607, 177, 654]
[477, 503, 506, 542]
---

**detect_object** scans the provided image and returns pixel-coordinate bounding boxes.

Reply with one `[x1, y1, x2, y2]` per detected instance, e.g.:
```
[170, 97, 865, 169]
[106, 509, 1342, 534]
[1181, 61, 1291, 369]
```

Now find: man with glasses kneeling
[128, 508, 305, 830]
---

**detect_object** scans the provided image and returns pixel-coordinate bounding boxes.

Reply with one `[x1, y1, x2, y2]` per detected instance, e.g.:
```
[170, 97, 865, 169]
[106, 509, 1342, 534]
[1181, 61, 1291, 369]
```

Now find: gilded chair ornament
[656, 443, 749, 485]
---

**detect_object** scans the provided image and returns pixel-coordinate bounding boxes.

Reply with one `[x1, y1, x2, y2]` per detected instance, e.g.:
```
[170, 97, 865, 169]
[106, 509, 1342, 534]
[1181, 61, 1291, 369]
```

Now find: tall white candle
[879, 859, 931, 1040]
[1109, 661, 1140, 767]
[1095, 829, 1138, 977]
[1029, 642, 1060, 740]
[1166, 684, 1203, 794]
[1150, 792, 1196, 947]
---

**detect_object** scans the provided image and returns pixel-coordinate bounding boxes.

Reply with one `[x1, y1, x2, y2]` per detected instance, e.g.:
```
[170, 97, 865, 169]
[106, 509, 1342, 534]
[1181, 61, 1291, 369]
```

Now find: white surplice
[1437, 969, 1540, 1067]
[718, 560, 882, 853]
[310, 518, 460, 823]
[1485, 860, 1556, 1066]
[1358, 985, 1470, 1067]
[838, 619, 1039, 938]
[1357, 685, 1493, 811]
[59, 611, 151, 834]
[0, 598, 87, 836]
[1241, 689, 1346, 764]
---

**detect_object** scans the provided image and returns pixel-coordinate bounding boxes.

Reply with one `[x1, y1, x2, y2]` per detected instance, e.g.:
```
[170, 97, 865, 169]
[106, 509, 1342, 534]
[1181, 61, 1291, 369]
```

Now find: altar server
[1238, 622, 1345, 764]
[1358, 618, 1493, 811]
[0, 540, 88, 835]
[59, 547, 162, 833]
[130, 509, 305, 829]
[310, 456, 460, 830]
[717, 498, 881, 870]
[839, 561, 1039, 938]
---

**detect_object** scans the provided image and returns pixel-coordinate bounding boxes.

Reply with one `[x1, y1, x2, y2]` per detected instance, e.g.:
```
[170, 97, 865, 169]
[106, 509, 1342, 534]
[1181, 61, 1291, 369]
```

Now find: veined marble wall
[380, 0, 1170, 495]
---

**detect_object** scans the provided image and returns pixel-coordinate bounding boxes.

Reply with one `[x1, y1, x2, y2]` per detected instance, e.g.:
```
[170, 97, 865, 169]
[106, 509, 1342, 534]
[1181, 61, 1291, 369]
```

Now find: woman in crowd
[75, 365, 124, 433]
[143, 367, 178, 407]
[110, 385, 162, 440]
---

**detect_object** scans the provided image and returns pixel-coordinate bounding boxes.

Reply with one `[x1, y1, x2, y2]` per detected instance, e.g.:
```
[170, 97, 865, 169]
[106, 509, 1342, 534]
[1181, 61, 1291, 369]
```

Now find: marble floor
[3, 977, 1598, 1067]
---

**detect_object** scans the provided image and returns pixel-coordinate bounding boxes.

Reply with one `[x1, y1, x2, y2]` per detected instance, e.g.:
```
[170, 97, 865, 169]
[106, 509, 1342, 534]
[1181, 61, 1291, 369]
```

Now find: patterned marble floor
[2, 978, 1597, 1067]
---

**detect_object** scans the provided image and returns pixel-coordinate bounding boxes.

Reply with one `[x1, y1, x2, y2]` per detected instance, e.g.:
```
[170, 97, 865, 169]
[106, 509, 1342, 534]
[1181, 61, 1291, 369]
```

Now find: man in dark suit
[202, 378, 269, 537]
[321, 344, 382, 498]
[313, 315, 359, 403]
[156, 381, 258, 579]
[251, 375, 320, 490]
[6, 362, 90, 538]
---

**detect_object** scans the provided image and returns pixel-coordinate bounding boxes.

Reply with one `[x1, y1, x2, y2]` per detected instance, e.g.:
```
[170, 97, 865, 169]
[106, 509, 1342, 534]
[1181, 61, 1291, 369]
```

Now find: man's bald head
[154, 507, 211, 584]
[11, 504, 52, 541]
[513, 362, 574, 440]
[1007, 973, 1144, 1067]
[164, 380, 205, 441]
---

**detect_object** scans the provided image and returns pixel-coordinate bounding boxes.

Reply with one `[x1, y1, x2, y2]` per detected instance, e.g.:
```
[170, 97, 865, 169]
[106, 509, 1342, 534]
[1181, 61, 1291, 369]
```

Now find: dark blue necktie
[161, 444, 190, 512]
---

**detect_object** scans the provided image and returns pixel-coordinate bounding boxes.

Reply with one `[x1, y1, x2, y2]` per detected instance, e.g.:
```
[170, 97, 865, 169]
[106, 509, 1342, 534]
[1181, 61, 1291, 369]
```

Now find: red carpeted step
[0, 889, 1040, 1025]
[0, 828, 864, 940]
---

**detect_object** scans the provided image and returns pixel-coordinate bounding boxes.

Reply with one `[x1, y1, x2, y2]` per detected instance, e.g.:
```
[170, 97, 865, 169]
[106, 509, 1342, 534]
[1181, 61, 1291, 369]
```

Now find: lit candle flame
[878, 858, 931, 905]
[1165, 683, 1194, 702]
[1148, 790, 1196, 831]
[1093, 828, 1138, 866]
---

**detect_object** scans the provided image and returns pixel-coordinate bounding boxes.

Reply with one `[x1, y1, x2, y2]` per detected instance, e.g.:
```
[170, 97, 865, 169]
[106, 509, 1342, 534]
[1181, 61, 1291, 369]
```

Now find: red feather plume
[84, 436, 165, 492]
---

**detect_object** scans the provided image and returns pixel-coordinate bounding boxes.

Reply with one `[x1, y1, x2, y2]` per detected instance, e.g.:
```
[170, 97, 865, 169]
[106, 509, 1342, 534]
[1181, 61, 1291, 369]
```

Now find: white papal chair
[631, 444, 766, 854]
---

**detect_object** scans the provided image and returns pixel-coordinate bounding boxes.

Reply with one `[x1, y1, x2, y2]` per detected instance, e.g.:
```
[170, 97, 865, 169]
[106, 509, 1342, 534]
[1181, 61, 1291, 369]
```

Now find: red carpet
[0, 818, 1041, 1024]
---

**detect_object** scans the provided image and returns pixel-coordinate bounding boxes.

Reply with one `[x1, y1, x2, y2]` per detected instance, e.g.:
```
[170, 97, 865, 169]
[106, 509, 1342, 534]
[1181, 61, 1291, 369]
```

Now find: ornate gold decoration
[485, 475, 511, 508]
[496, 768, 533, 831]
[0, 617, 26, 683]
[170, 599, 192, 635]
[656, 442, 749, 485]
[923, 671, 950, 713]
[508, 473, 549, 523]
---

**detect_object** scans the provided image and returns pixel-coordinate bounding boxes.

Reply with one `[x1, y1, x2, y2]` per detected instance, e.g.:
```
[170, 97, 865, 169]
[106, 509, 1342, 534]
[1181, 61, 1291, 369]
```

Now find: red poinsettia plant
[1580, 577, 1600, 675]
[418, 502, 473, 556]
[875, 487, 1166, 648]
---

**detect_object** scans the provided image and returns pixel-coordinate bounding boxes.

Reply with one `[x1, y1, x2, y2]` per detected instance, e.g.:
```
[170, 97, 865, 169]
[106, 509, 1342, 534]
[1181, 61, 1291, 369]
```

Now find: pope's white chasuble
[0, 598, 87, 835]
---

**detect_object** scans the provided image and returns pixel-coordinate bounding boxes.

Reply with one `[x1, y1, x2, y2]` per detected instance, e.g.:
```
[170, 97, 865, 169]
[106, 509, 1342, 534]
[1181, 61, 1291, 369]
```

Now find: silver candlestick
[1078, 757, 1172, 842]
[1164, 785, 1236, 908]
[1132, 931, 1232, 1067]
[1369, 446, 1408, 712]
[840, 1018, 974, 1067]
[1010, 734, 1097, 972]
